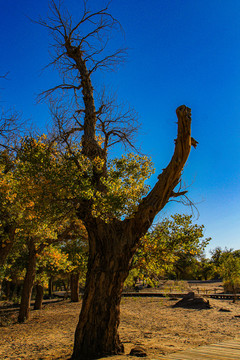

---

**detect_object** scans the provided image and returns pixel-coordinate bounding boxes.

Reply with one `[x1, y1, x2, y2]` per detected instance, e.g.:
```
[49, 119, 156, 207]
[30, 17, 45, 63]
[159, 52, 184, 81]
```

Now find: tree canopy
[127, 214, 210, 286]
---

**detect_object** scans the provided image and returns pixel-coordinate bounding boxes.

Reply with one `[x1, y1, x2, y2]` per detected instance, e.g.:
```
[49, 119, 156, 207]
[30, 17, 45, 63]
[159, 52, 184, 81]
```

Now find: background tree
[1, 134, 82, 322]
[62, 233, 88, 302]
[0, 145, 29, 266]
[35, 1, 198, 358]
[128, 214, 210, 285]
[192, 255, 215, 281]
[34, 244, 71, 309]
[216, 249, 240, 302]
[0, 241, 25, 302]
[209, 247, 232, 279]
[0, 73, 24, 152]
[0, 76, 27, 265]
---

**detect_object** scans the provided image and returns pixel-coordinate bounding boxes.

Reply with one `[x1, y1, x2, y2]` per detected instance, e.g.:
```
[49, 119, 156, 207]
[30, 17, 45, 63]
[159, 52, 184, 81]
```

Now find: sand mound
[172, 291, 211, 309]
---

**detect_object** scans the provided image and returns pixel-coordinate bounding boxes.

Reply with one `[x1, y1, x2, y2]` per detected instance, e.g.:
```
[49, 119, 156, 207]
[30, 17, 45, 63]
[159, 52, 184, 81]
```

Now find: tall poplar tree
[38, 1, 198, 358]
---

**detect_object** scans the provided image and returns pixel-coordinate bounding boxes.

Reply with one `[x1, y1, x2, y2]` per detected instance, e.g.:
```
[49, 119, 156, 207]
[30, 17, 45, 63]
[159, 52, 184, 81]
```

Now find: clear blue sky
[1, 0, 240, 255]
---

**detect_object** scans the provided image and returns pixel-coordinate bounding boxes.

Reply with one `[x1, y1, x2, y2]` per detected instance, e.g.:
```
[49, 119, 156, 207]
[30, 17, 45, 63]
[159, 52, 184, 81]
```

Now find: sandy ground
[1, 283, 240, 359]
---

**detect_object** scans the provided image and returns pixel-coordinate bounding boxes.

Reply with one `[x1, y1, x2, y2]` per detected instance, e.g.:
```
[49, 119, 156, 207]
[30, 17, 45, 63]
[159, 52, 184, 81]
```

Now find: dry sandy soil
[1, 282, 240, 360]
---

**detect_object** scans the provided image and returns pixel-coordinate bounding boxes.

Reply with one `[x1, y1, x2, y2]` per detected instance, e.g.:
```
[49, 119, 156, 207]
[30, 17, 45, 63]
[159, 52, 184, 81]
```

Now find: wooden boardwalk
[53, 291, 240, 300]
[157, 338, 240, 360]
[122, 292, 240, 300]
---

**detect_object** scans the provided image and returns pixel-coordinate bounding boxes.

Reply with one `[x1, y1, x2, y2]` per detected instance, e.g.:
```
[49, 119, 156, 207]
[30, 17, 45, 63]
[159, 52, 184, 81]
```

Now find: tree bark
[34, 284, 44, 310]
[70, 273, 80, 302]
[65, 39, 107, 183]
[72, 220, 134, 359]
[18, 240, 37, 323]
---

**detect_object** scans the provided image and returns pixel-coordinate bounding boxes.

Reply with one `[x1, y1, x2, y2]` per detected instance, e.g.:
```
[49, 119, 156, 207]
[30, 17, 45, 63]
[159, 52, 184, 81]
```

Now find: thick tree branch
[171, 190, 188, 198]
[130, 105, 196, 238]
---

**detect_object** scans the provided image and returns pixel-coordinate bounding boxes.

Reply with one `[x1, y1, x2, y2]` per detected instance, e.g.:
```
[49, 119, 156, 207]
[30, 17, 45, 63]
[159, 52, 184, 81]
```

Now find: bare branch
[37, 83, 82, 103]
[168, 180, 200, 218]
[0, 72, 10, 79]
[48, 98, 84, 143]
[0, 109, 25, 151]
[89, 48, 128, 74]
[37, 1, 138, 189]
[95, 90, 139, 152]
[36, 0, 127, 96]
[169, 193, 200, 219]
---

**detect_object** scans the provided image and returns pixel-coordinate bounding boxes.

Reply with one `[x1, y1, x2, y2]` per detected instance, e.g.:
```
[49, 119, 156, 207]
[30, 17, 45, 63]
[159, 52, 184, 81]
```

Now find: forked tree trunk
[34, 284, 44, 310]
[72, 105, 195, 359]
[18, 241, 37, 323]
[70, 273, 80, 302]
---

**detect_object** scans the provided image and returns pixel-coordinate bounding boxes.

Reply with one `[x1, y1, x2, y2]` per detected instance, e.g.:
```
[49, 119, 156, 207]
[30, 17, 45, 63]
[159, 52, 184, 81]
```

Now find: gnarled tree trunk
[72, 220, 134, 359]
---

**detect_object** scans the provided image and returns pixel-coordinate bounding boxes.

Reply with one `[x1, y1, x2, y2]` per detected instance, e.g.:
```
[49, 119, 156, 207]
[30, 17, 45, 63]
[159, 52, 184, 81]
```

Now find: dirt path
[1, 297, 240, 359]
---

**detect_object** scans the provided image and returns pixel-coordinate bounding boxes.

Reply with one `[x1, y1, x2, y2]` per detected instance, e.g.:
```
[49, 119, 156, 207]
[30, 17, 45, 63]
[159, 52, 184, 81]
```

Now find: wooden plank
[168, 352, 213, 360]
[165, 339, 240, 360]
[202, 342, 240, 349]
[209, 343, 240, 350]
[209, 341, 240, 348]
[195, 348, 240, 359]
[168, 351, 240, 360]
